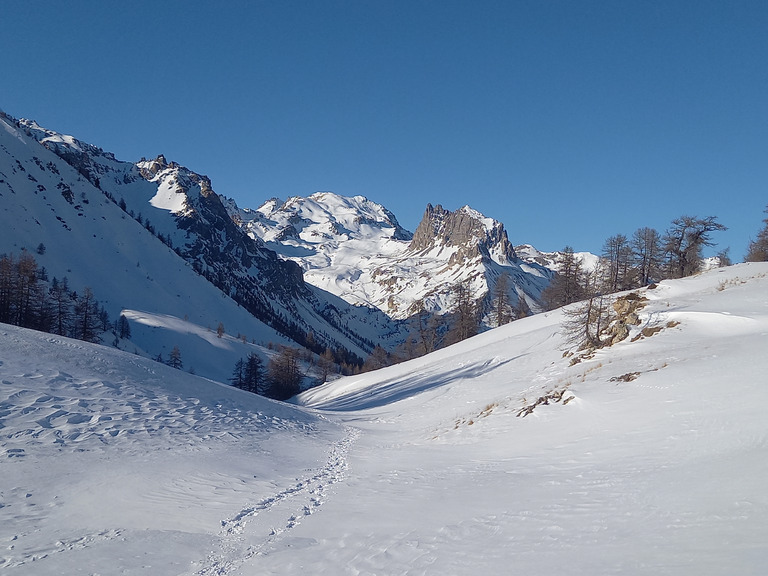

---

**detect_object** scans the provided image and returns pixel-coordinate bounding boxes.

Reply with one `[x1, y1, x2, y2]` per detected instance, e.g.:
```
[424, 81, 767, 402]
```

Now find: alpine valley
[3, 111, 768, 576]
[0, 112, 560, 383]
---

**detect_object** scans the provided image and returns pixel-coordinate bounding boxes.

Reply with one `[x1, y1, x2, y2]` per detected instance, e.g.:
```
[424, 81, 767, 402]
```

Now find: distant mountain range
[226, 193, 555, 321]
[0, 110, 573, 382]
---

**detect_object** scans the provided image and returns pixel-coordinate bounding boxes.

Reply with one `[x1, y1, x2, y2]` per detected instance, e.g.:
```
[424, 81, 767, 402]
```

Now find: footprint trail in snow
[193, 425, 360, 576]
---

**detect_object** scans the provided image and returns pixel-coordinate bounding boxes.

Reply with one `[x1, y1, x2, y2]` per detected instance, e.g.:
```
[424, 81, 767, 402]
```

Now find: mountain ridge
[233, 192, 554, 324]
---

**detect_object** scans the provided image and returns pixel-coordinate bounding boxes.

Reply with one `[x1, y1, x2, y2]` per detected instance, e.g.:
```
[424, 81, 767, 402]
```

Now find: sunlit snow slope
[2, 263, 768, 575]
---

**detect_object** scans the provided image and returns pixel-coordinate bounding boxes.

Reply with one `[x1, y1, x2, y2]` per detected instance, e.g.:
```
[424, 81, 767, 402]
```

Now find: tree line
[0, 249, 123, 344]
[230, 345, 326, 401]
[542, 215, 730, 310]
[549, 209, 768, 353]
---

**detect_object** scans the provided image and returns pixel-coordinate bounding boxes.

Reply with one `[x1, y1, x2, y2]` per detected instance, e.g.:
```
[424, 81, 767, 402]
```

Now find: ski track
[192, 425, 360, 576]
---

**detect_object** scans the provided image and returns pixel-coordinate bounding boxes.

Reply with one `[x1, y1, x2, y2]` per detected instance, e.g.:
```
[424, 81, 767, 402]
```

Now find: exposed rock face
[237, 195, 553, 325]
[15, 118, 387, 358]
[409, 204, 517, 265]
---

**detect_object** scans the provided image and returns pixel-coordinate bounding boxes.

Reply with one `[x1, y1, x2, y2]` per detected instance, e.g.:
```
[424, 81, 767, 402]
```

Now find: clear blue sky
[2, 0, 766, 257]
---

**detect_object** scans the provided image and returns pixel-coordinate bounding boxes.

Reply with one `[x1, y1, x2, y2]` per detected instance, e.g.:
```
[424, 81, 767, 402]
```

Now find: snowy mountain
[0, 113, 407, 381]
[515, 242, 601, 272]
[230, 193, 554, 324]
[3, 262, 767, 574]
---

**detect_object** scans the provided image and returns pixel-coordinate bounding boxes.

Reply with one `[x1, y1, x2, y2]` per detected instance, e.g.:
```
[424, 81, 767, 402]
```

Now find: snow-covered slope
[0, 114, 298, 381]
[231, 193, 554, 323]
[1, 114, 409, 373]
[3, 262, 767, 574]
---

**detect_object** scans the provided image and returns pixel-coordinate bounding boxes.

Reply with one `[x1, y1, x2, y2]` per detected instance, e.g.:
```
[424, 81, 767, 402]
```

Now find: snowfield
[2, 263, 768, 575]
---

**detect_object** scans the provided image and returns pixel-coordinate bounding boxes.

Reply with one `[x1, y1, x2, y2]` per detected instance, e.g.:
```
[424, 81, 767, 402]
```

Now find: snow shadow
[316, 356, 521, 411]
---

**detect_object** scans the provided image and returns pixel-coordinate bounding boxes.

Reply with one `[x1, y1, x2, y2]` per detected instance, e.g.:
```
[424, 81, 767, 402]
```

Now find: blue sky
[2, 1, 766, 256]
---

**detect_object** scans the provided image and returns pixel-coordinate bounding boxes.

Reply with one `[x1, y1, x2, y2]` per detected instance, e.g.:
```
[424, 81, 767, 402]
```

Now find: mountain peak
[409, 203, 517, 264]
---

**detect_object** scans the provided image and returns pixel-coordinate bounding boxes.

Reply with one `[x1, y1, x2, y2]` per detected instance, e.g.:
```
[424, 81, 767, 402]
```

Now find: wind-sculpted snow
[0, 326, 344, 575]
[2, 264, 768, 575]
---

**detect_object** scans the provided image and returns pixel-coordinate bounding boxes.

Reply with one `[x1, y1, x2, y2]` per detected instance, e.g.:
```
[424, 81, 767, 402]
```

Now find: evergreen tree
[243, 352, 265, 394]
[230, 358, 246, 389]
[116, 314, 132, 339]
[168, 345, 183, 369]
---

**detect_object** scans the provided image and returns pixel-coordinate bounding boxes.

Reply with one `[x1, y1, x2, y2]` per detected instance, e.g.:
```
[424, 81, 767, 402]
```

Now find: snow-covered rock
[232, 193, 555, 323]
[0, 114, 407, 379]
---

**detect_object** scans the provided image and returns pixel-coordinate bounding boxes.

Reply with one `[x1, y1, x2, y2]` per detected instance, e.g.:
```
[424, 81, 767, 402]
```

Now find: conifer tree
[243, 352, 265, 394]
[168, 346, 183, 369]
[116, 314, 132, 339]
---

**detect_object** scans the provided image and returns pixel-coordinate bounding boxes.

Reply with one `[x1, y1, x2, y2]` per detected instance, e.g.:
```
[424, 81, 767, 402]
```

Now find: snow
[237, 193, 552, 320]
[148, 175, 188, 214]
[0, 117, 26, 144]
[3, 263, 768, 574]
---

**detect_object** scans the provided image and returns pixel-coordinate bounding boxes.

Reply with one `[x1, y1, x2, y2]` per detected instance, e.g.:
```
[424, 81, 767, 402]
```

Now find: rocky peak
[409, 204, 517, 264]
